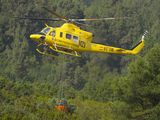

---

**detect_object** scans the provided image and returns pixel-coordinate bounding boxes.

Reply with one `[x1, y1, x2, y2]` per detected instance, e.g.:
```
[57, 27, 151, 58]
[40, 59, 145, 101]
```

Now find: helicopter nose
[30, 32, 46, 39]
[30, 34, 46, 42]
[30, 34, 39, 39]
[30, 34, 35, 39]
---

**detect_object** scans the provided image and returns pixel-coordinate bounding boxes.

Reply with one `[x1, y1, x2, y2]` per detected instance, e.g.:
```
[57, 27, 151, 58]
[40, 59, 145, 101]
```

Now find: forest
[0, 0, 160, 119]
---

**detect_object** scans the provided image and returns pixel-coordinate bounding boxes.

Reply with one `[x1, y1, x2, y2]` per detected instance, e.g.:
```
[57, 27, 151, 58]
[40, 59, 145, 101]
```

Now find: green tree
[116, 43, 160, 119]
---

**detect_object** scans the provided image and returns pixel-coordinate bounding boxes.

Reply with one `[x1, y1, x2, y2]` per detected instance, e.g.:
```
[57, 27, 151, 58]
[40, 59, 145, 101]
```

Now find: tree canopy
[0, 0, 160, 119]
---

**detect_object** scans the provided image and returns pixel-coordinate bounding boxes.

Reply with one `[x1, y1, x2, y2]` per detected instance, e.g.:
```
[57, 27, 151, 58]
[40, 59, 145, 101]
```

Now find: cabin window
[60, 32, 63, 37]
[42, 28, 51, 34]
[66, 33, 72, 40]
[73, 36, 79, 42]
[49, 30, 56, 37]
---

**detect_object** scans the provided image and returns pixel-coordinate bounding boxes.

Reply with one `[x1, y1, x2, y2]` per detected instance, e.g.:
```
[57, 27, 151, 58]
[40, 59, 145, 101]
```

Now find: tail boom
[90, 31, 148, 55]
[90, 40, 145, 55]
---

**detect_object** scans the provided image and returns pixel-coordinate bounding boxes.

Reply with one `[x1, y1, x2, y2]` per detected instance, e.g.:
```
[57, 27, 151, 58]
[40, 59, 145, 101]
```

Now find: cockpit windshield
[41, 27, 51, 34]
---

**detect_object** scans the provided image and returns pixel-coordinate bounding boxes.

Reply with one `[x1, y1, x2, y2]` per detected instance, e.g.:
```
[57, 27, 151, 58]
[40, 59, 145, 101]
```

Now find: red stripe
[99, 49, 103, 50]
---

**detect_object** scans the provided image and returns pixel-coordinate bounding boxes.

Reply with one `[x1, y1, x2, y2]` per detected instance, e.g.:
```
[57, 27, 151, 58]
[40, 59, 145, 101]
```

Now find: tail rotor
[142, 30, 148, 40]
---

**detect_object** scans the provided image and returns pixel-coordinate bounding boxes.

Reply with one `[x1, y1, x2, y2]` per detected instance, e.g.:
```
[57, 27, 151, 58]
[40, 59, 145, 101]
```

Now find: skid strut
[36, 44, 81, 59]
[50, 46, 81, 57]
[36, 44, 66, 59]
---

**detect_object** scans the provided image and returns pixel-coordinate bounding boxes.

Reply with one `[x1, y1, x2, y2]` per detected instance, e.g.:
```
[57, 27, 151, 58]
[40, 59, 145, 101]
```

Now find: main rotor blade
[75, 21, 97, 28]
[42, 7, 69, 21]
[11, 17, 64, 21]
[72, 17, 131, 22]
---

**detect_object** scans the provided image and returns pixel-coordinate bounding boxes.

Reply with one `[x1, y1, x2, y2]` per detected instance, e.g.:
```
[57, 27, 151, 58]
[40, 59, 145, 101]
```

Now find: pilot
[50, 31, 55, 37]
[52, 31, 55, 37]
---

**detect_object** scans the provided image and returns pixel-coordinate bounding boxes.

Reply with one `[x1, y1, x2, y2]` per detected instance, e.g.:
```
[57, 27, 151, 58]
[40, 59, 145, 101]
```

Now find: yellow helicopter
[14, 7, 148, 59]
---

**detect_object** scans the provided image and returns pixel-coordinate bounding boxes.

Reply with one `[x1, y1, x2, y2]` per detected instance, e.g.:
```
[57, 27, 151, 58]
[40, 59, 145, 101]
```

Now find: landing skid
[36, 49, 66, 59]
[50, 46, 81, 57]
[36, 44, 81, 59]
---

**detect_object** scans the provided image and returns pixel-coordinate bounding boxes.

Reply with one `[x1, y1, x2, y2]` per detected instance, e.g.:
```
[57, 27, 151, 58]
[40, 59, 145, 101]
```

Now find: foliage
[115, 43, 160, 119]
[70, 99, 112, 120]
[0, 77, 79, 119]
[0, 0, 160, 119]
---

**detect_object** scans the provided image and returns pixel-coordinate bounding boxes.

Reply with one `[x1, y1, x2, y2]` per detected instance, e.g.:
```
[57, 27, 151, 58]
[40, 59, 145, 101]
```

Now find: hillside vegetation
[0, 0, 160, 119]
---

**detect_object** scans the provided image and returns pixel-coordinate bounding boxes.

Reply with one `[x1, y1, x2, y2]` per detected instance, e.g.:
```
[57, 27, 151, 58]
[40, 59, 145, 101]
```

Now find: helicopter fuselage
[30, 23, 146, 56]
[30, 23, 93, 52]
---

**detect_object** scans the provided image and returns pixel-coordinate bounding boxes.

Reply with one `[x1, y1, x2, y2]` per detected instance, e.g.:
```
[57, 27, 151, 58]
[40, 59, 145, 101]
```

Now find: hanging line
[60, 54, 67, 105]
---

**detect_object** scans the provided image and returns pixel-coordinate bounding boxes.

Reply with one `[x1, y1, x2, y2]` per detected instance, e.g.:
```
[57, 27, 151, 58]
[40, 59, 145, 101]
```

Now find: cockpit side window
[66, 33, 72, 40]
[42, 28, 51, 34]
[49, 30, 56, 37]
